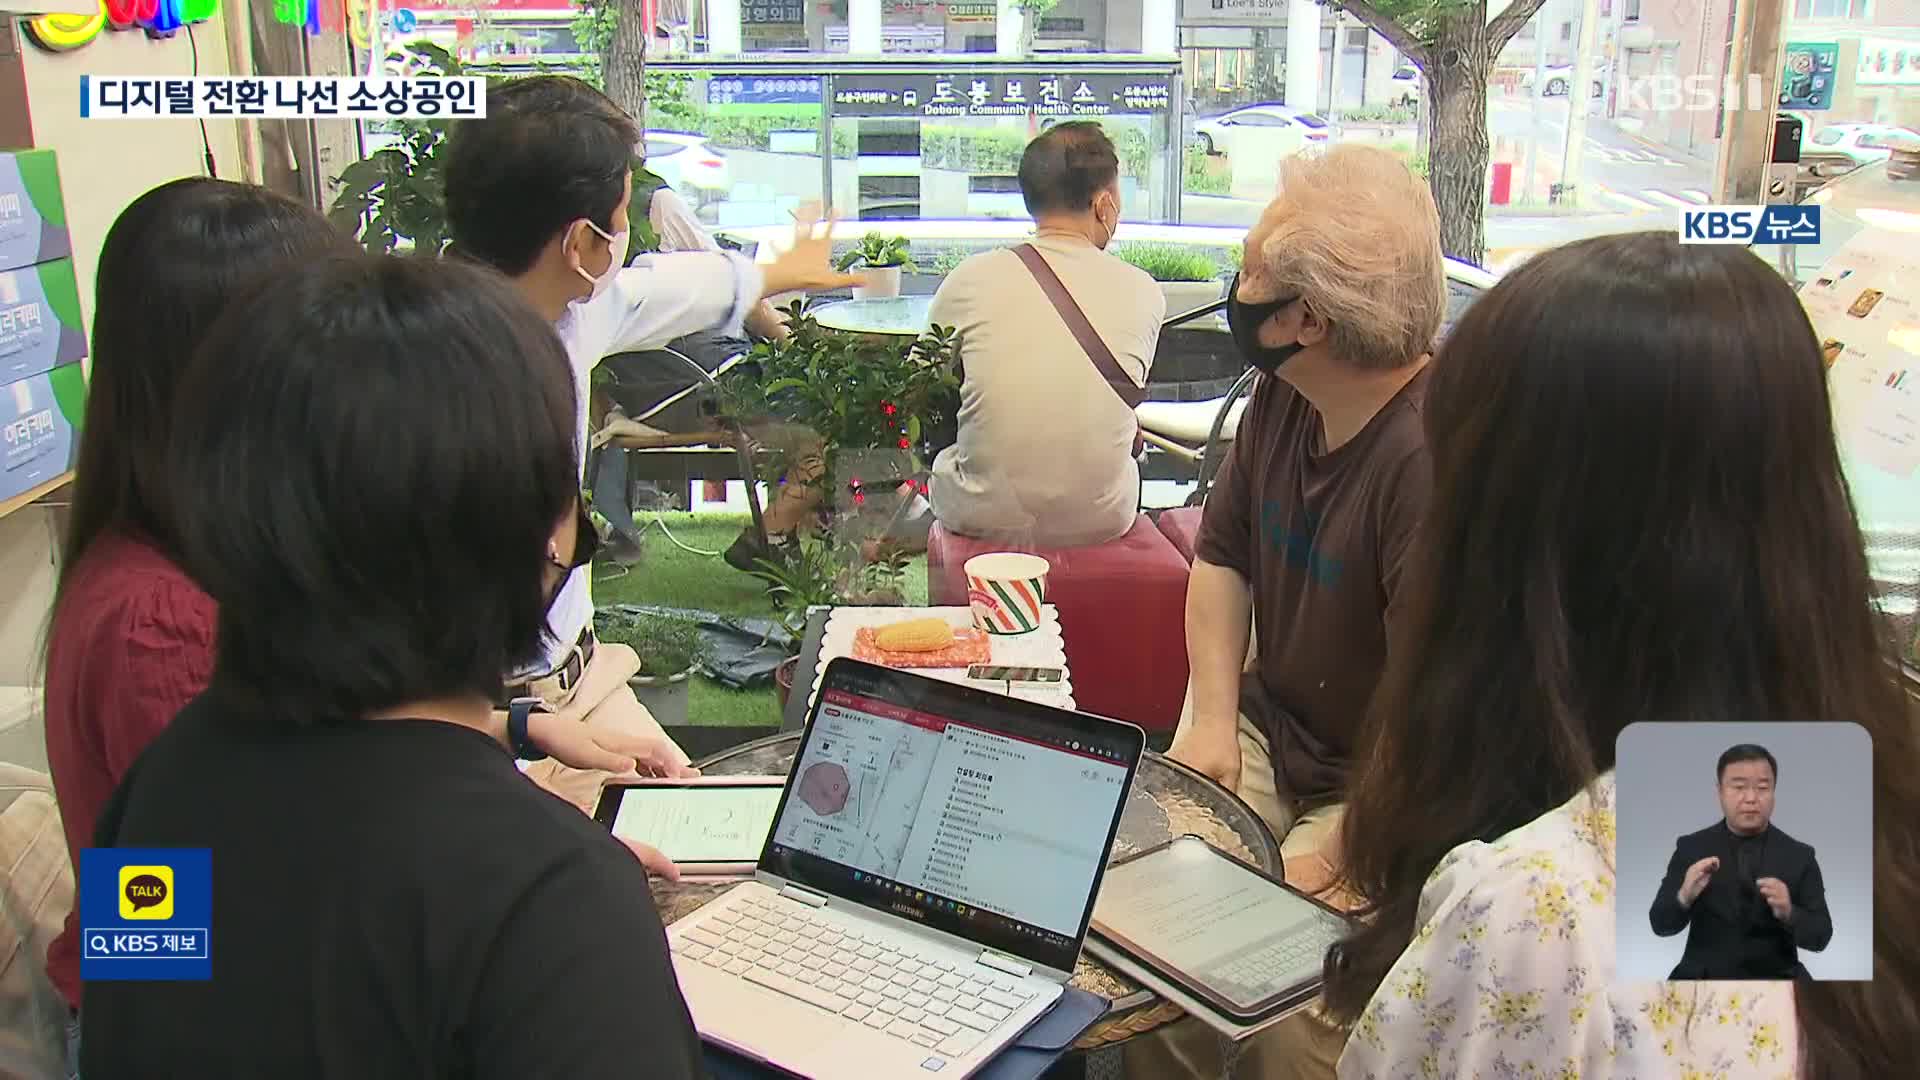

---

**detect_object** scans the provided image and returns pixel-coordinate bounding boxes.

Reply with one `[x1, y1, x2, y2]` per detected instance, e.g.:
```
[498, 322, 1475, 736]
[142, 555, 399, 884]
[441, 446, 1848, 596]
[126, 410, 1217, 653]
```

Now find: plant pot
[630, 668, 694, 728]
[1159, 278, 1227, 318]
[853, 264, 904, 299]
[775, 655, 800, 710]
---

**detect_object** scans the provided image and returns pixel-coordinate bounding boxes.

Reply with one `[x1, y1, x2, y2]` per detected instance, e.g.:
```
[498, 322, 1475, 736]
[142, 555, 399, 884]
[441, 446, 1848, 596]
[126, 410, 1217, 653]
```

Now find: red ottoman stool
[1155, 506, 1204, 564]
[928, 515, 1190, 732]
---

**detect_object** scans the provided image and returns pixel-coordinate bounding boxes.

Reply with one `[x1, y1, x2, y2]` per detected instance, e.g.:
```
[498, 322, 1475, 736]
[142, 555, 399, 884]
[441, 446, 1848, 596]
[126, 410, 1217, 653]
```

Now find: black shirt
[80, 685, 707, 1079]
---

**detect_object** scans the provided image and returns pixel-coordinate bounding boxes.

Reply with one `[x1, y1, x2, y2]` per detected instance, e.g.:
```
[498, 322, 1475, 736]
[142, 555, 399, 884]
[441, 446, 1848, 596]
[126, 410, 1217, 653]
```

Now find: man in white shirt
[928, 121, 1165, 549]
[444, 75, 858, 808]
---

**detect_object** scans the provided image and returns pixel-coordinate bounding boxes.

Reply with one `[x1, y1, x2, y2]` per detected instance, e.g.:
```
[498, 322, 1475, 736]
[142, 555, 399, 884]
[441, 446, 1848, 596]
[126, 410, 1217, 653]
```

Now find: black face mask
[1226, 273, 1304, 374]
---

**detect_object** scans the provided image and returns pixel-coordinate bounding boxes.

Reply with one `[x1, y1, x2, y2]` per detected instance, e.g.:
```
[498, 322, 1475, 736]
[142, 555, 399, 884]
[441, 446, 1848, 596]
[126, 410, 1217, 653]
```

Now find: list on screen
[773, 690, 1130, 939]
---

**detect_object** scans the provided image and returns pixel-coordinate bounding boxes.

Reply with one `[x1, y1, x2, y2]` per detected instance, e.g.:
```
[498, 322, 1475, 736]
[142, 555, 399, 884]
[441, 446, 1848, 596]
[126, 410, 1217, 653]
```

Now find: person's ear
[1296, 302, 1330, 347]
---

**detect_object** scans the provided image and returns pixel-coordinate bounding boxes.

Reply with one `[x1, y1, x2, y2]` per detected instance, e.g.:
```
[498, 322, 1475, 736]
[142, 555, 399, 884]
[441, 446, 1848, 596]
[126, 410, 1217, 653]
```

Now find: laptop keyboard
[672, 894, 1040, 1060]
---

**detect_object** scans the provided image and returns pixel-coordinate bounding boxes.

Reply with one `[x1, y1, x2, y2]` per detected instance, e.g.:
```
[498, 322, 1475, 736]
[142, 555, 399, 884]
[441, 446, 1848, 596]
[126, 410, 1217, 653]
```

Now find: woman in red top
[43, 180, 693, 1075]
[43, 180, 356, 1035]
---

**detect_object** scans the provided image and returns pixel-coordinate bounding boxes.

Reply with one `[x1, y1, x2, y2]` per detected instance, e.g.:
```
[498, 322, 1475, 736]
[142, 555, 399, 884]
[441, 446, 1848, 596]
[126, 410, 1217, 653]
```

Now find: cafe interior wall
[0, 12, 248, 687]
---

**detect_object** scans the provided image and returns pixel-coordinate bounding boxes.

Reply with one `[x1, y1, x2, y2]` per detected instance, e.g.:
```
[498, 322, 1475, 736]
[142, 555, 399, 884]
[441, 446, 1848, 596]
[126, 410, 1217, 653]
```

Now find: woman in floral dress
[1318, 233, 1918, 1078]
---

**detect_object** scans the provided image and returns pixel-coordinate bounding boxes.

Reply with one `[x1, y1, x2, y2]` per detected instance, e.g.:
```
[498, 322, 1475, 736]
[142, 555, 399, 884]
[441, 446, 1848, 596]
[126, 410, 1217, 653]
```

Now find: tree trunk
[1018, 8, 1039, 56]
[1423, 25, 1494, 267]
[604, 0, 649, 122]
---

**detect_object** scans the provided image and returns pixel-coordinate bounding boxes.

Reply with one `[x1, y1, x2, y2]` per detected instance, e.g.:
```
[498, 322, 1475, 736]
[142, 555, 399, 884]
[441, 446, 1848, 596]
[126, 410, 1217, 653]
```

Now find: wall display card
[0, 151, 72, 274]
[1, 362, 85, 504]
[1801, 229, 1920, 481]
[0, 259, 87, 384]
[1800, 227, 1920, 672]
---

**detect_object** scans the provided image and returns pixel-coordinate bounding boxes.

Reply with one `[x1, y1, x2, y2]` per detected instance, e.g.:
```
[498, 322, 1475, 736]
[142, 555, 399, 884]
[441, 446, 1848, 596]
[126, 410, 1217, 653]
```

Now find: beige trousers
[507, 640, 683, 816]
[1120, 671, 1350, 1079]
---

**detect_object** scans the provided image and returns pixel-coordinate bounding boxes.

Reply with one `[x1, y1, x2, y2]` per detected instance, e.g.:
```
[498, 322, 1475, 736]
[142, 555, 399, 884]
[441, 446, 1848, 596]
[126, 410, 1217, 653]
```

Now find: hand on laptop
[524, 713, 700, 779]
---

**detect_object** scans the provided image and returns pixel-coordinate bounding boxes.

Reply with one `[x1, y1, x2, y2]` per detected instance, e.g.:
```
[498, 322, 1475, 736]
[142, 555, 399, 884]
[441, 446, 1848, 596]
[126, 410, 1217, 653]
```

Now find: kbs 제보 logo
[81, 848, 211, 980]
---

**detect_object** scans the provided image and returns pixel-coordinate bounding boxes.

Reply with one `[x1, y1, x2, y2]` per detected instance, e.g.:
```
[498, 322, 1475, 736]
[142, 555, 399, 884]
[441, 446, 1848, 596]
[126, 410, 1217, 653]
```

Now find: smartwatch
[507, 697, 550, 761]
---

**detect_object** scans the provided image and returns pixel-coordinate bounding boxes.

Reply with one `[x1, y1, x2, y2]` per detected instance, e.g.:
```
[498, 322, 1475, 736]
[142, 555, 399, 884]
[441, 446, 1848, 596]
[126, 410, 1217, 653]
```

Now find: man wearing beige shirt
[928, 122, 1166, 549]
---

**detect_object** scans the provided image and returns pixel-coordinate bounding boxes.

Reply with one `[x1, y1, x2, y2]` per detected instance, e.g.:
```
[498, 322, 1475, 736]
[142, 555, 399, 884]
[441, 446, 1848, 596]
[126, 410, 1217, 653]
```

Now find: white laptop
[667, 657, 1146, 1078]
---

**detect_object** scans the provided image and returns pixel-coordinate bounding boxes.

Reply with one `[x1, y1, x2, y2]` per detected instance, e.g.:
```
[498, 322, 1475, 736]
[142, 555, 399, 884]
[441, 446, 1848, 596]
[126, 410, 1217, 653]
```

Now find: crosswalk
[1591, 186, 1712, 213]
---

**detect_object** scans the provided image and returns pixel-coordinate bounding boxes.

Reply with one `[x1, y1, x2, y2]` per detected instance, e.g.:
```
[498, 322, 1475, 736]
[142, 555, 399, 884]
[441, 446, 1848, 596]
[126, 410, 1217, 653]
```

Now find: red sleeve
[1193, 377, 1269, 575]
[100, 581, 218, 777]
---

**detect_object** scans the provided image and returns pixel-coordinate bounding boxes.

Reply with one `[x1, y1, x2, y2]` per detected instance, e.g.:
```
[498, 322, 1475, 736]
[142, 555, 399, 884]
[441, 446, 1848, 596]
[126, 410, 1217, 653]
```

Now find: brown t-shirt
[1194, 368, 1431, 804]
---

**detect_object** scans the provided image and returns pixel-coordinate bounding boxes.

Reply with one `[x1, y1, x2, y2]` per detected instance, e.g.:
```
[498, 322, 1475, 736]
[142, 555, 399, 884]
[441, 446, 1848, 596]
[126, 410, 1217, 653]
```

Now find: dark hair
[63, 178, 351, 592]
[1018, 122, 1118, 217]
[1717, 743, 1778, 782]
[1323, 232, 1920, 1076]
[167, 255, 579, 723]
[443, 75, 638, 276]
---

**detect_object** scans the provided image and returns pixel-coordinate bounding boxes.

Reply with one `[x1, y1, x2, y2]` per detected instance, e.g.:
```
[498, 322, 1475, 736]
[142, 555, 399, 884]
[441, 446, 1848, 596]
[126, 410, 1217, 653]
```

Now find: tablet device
[592, 777, 786, 878]
[1090, 835, 1353, 1024]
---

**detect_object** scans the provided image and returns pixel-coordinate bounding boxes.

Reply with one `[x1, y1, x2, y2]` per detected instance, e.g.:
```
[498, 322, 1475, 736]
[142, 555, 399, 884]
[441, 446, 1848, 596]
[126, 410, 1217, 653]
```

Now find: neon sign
[23, 0, 218, 51]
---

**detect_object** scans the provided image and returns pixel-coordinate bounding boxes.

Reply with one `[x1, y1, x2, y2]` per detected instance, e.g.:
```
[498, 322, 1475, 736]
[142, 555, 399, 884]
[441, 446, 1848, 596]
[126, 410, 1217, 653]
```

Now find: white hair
[1255, 145, 1447, 368]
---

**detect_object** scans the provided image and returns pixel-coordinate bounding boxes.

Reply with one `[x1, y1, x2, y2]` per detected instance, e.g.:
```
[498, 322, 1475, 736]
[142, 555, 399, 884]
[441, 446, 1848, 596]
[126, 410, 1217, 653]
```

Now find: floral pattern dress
[1337, 773, 1800, 1080]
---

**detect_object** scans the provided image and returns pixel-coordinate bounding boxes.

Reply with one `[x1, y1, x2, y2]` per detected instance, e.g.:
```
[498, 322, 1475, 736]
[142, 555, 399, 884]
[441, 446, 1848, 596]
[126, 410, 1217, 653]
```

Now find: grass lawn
[590, 511, 928, 727]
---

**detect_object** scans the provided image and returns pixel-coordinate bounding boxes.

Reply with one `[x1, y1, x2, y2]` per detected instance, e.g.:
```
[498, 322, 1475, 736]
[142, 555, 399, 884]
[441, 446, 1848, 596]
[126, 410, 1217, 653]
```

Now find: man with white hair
[1148, 145, 1446, 1076]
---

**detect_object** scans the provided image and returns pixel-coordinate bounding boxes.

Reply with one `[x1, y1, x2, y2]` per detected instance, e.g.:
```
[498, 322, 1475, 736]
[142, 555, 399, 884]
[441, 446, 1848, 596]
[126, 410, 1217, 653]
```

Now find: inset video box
[0, 150, 72, 273]
[2, 362, 85, 504]
[0, 259, 87, 383]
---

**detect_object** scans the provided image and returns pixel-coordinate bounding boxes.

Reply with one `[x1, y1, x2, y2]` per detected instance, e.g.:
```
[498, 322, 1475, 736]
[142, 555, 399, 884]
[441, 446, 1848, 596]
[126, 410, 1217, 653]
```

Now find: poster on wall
[1801, 227, 1920, 481]
[1801, 225, 1920, 669]
[1780, 41, 1839, 111]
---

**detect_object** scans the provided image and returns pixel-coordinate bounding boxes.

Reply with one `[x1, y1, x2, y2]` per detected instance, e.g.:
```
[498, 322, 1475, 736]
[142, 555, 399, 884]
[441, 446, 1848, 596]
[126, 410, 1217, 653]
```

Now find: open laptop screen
[761, 658, 1144, 975]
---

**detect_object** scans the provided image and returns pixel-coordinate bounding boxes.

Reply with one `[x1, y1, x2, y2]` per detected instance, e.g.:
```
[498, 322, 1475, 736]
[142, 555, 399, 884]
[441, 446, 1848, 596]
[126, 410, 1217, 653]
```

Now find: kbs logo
[1679, 205, 1822, 245]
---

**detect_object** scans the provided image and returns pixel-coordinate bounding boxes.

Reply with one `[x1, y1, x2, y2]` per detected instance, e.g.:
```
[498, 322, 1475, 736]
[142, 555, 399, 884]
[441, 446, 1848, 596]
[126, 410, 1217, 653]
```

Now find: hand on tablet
[619, 839, 682, 882]
[525, 713, 700, 779]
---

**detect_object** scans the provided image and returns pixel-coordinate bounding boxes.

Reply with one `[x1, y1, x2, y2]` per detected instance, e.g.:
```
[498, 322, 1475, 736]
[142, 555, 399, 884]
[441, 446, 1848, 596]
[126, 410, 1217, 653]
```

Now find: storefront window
[639, 62, 1177, 229]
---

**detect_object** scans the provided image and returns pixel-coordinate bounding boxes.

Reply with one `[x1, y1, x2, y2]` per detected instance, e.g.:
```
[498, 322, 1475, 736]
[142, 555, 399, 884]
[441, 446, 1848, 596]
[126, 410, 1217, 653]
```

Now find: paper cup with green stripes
[963, 553, 1051, 636]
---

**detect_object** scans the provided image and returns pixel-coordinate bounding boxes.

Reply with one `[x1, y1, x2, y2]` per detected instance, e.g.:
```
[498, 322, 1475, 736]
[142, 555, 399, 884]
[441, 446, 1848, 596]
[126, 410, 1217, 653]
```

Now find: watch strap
[507, 697, 549, 761]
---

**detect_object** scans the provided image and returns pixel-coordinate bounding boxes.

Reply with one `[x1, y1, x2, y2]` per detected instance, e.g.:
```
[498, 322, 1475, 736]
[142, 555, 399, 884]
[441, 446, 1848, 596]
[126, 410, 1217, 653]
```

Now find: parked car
[1390, 65, 1422, 109]
[1806, 123, 1920, 167]
[1795, 122, 1920, 190]
[639, 131, 731, 206]
[1520, 65, 1603, 99]
[1192, 104, 1334, 157]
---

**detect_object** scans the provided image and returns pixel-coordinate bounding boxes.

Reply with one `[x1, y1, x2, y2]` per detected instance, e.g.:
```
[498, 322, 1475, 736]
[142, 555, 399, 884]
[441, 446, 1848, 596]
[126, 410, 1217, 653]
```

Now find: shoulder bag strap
[1012, 243, 1146, 456]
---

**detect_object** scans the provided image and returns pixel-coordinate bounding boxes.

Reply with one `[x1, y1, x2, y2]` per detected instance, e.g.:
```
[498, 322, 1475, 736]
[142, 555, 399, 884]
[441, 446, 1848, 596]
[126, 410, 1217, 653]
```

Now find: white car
[1804, 123, 1920, 168]
[1390, 66, 1422, 109]
[1192, 105, 1334, 157]
[639, 131, 732, 206]
[1521, 65, 1603, 99]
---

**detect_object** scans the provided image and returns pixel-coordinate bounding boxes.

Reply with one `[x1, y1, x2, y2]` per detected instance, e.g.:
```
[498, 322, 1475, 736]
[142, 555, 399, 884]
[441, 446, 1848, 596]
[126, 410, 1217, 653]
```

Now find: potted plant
[595, 609, 709, 728]
[1112, 241, 1229, 317]
[837, 231, 918, 299]
[750, 535, 914, 709]
[330, 42, 667, 255]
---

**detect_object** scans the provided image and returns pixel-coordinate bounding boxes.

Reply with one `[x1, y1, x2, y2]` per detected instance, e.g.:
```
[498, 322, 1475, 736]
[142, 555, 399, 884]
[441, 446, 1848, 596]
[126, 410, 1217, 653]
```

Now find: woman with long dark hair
[44, 180, 686, 1076]
[41, 178, 357, 1037]
[79, 254, 705, 1077]
[1324, 233, 1918, 1076]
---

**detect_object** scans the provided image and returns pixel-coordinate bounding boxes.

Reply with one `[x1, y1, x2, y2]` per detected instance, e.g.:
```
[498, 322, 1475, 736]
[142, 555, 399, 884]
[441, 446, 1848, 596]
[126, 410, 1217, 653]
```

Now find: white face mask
[573, 218, 630, 301]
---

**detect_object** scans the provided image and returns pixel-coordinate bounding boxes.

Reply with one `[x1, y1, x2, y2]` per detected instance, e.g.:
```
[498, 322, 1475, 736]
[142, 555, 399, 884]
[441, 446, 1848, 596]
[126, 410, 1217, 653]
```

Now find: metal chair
[587, 346, 769, 551]
[1131, 298, 1259, 505]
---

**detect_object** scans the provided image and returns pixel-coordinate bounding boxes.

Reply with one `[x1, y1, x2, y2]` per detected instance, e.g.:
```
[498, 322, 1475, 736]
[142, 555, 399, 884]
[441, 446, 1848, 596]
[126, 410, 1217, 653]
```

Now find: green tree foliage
[1333, 0, 1547, 265]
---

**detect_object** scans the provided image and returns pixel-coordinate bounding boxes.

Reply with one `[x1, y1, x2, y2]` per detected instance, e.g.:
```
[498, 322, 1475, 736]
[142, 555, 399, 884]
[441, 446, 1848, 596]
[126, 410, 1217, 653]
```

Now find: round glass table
[654, 732, 1280, 1050]
[809, 296, 935, 336]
